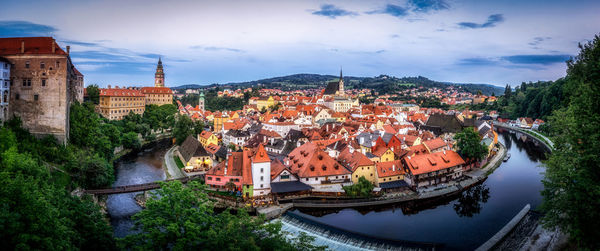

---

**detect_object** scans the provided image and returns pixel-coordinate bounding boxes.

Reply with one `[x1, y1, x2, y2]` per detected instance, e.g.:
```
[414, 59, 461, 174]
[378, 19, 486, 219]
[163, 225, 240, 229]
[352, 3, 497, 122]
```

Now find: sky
[1, 0, 598, 88]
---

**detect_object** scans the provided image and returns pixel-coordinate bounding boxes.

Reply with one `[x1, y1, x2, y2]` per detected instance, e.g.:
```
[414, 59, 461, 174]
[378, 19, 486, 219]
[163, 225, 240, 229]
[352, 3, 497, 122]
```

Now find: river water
[107, 130, 549, 250]
[107, 142, 170, 238]
[282, 128, 550, 250]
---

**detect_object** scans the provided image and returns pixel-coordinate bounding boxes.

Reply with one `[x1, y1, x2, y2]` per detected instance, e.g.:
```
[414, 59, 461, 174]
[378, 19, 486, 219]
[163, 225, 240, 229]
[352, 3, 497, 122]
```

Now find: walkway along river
[280, 128, 550, 250]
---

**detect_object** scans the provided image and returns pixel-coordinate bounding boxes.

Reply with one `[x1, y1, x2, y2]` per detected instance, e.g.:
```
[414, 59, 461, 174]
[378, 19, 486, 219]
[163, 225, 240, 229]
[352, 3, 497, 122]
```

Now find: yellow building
[141, 87, 173, 106]
[339, 149, 377, 185]
[375, 160, 405, 186]
[372, 147, 395, 163]
[256, 96, 275, 110]
[98, 88, 146, 120]
[213, 112, 230, 132]
[198, 130, 219, 147]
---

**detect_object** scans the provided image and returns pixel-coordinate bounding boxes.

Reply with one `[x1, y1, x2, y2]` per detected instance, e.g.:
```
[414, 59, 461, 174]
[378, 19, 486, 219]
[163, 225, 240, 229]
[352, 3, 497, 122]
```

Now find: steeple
[154, 57, 164, 87]
[338, 66, 344, 95]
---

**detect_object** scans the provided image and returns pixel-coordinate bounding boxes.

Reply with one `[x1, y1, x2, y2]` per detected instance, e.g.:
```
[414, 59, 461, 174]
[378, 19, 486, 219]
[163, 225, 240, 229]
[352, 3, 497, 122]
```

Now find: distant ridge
[172, 74, 504, 96]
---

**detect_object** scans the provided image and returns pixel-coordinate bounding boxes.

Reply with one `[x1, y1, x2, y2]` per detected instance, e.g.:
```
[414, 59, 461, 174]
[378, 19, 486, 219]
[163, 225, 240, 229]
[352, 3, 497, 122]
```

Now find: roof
[199, 130, 214, 140]
[271, 181, 313, 193]
[422, 138, 447, 151]
[140, 87, 173, 94]
[99, 88, 145, 97]
[179, 135, 209, 162]
[287, 142, 351, 178]
[376, 160, 405, 178]
[323, 80, 340, 95]
[404, 150, 465, 176]
[0, 37, 67, 55]
[425, 114, 464, 133]
[338, 148, 374, 171]
[252, 144, 271, 163]
[379, 180, 410, 189]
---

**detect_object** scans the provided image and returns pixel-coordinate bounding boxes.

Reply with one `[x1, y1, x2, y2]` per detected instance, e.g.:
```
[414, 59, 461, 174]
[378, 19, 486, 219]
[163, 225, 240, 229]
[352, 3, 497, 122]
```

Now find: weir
[278, 211, 441, 251]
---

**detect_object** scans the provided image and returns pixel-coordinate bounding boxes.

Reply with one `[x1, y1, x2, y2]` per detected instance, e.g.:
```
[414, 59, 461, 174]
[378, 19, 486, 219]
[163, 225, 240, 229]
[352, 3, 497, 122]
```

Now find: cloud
[311, 4, 357, 19]
[0, 20, 57, 37]
[501, 54, 571, 65]
[409, 0, 449, 13]
[458, 57, 499, 66]
[59, 39, 100, 47]
[458, 14, 504, 29]
[190, 45, 244, 53]
[528, 36, 552, 49]
[367, 4, 409, 17]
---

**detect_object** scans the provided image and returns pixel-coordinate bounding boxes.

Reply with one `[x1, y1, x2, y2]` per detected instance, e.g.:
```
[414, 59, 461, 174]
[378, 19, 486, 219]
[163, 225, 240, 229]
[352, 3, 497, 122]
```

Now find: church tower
[338, 67, 345, 96]
[198, 92, 205, 111]
[154, 57, 164, 87]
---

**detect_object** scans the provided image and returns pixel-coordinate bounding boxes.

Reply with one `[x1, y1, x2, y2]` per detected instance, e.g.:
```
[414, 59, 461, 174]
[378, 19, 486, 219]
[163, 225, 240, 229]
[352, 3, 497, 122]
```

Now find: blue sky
[1, 0, 598, 87]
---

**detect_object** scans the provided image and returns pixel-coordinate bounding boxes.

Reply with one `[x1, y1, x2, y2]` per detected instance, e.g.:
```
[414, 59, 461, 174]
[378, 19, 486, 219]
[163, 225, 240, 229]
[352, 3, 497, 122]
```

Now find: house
[198, 130, 219, 147]
[338, 147, 377, 185]
[532, 119, 545, 130]
[205, 143, 227, 162]
[371, 146, 396, 163]
[519, 117, 534, 128]
[403, 150, 465, 188]
[177, 135, 212, 172]
[422, 138, 449, 153]
[223, 129, 251, 149]
[375, 160, 409, 191]
[286, 142, 352, 190]
[205, 144, 271, 198]
[270, 158, 313, 197]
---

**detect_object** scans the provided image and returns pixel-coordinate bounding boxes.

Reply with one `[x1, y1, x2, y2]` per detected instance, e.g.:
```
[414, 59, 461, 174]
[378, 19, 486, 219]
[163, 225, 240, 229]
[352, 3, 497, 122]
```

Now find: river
[106, 141, 170, 238]
[106, 130, 549, 250]
[281, 128, 550, 250]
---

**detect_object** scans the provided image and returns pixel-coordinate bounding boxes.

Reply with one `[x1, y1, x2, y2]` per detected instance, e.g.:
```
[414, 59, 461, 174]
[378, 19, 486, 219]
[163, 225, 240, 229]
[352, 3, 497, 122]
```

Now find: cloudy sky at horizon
[1, 0, 598, 88]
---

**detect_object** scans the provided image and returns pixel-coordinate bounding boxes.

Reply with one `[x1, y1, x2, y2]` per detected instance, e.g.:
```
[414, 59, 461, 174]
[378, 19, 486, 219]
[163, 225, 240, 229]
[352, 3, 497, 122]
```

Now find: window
[216, 178, 221, 181]
[56, 61, 60, 68]
[34, 95, 38, 101]
[207, 177, 212, 180]
[41, 79, 46, 87]
[260, 184, 263, 188]
[15, 93, 19, 100]
[260, 176, 263, 181]
[40, 62, 45, 69]
[25, 61, 30, 68]
[260, 168, 263, 173]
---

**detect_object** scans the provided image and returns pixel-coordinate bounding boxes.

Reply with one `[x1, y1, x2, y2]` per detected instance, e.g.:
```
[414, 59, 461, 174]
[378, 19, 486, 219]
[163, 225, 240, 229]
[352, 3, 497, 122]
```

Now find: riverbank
[494, 123, 554, 151]
[163, 145, 186, 179]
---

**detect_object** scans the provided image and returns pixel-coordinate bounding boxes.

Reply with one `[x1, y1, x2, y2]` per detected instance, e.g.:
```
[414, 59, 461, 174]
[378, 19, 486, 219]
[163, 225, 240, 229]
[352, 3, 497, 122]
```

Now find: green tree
[541, 34, 600, 249]
[343, 176, 374, 197]
[173, 115, 193, 145]
[454, 128, 487, 163]
[86, 84, 100, 104]
[65, 148, 114, 189]
[122, 132, 141, 150]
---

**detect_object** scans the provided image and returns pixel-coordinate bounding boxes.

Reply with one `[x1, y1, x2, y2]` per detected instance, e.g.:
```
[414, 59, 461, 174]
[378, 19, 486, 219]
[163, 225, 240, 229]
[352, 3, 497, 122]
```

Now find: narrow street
[163, 146, 186, 179]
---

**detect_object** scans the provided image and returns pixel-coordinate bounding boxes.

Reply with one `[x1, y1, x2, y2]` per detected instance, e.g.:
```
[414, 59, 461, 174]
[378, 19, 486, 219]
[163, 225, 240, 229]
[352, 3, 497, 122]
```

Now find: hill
[173, 74, 504, 96]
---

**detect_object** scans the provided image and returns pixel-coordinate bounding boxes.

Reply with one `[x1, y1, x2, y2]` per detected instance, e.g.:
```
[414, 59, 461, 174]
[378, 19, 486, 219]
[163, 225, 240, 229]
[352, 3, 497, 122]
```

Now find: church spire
[155, 57, 165, 87]
[338, 66, 344, 95]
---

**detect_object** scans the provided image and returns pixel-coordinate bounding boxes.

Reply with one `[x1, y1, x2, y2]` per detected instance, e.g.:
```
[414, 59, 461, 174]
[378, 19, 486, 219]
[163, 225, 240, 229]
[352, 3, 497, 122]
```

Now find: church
[323, 69, 359, 113]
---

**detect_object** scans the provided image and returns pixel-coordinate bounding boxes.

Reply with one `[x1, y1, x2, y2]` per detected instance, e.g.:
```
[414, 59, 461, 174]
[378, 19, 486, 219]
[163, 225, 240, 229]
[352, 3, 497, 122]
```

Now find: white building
[251, 144, 271, 196]
[0, 57, 10, 122]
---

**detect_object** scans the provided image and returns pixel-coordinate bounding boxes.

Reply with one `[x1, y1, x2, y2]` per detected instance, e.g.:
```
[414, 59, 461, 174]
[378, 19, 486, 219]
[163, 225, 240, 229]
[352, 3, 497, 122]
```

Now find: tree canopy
[541, 34, 600, 249]
[455, 127, 488, 162]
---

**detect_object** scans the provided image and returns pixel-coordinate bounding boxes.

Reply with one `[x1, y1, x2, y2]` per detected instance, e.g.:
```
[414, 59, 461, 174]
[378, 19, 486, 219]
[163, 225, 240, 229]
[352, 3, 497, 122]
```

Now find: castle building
[0, 37, 84, 143]
[141, 86, 173, 106]
[0, 57, 10, 122]
[98, 86, 145, 120]
[154, 57, 164, 87]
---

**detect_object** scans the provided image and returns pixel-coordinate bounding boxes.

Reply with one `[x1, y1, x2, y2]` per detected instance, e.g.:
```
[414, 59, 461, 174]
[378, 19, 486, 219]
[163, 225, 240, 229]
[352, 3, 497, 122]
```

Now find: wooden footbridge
[84, 175, 204, 195]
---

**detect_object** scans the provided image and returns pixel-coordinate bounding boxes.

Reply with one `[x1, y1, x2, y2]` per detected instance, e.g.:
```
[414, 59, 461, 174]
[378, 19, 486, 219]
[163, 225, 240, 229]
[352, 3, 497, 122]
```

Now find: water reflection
[453, 184, 490, 217]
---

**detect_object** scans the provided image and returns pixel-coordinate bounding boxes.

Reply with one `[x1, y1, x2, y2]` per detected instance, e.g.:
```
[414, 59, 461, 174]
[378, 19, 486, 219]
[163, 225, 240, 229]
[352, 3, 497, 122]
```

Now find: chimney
[52, 40, 56, 53]
[20, 40, 25, 53]
[66, 46, 70, 54]
[392, 164, 396, 171]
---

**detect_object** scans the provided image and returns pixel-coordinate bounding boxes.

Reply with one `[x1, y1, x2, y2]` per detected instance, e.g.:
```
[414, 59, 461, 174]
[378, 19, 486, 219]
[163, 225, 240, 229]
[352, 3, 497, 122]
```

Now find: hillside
[173, 74, 504, 96]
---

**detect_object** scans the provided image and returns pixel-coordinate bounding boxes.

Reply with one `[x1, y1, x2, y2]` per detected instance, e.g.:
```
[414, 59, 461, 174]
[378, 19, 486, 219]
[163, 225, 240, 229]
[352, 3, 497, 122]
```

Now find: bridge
[84, 174, 204, 195]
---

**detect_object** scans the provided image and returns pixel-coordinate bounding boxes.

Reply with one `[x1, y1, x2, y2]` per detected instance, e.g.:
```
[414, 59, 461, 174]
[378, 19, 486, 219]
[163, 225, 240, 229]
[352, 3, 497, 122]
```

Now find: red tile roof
[99, 88, 145, 97]
[423, 138, 447, 152]
[199, 131, 214, 140]
[376, 160, 405, 178]
[287, 142, 351, 178]
[140, 87, 173, 94]
[338, 148, 374, 172]
[0, 37, 67, 55]
[252, 144, 271, 163]
[404, 150, 465, 176]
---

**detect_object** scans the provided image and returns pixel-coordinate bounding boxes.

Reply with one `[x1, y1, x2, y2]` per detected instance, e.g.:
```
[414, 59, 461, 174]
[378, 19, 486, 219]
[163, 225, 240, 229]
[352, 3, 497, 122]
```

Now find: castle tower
[199, 92, 205, 111]
[154, 57, 164, 87]
[338, 67, 345, 96]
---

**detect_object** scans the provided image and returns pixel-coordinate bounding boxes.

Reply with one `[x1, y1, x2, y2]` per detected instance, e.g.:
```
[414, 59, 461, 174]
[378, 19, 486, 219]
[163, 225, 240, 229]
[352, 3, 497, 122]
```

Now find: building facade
[0, 57, 10, 122]
[0, 37, 83, 143]
[98, 87, 145, 120]
[140, 87, 173, 106]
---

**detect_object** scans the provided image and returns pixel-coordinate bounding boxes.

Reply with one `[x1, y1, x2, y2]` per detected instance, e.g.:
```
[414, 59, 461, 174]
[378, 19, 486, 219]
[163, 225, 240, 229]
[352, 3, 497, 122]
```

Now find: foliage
[541, 34, 600, 249]
[122, 132, 141, 150]
[343, 176, 374, 198]
[65, 148, 115, 189]
[86, 84, 100, 104]
[0, 124, 116, 250]
[173, 156, 184, 169]
[176, 90, 245, 112]
[120, 181, 325, 250]
[455, 128, 488, 162]
[143, 104, 177, 132]
[173, 115, 194, 145]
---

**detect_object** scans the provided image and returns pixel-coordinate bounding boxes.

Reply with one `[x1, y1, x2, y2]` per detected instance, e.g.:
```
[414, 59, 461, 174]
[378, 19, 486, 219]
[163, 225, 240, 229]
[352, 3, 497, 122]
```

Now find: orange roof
[376, 160, 405, 178]
[404, 150, 465, 176]
[199, 131, 214, 140]
[205, 143, 220, 155]
[0, 37, 67, 55]
[287, 142, 351, 178]
[371, 146, 391, 157]
[140, 87, 173, 94]
[423, 138, 447, 151]
[338, 148, 374, 171]
[99, 88, 144, 97]
[252, 144, 271, 163]
[242, 150, 253, 185]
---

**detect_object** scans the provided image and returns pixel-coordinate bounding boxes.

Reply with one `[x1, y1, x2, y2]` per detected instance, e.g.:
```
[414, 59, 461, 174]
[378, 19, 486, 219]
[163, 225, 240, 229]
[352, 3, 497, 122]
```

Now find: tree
[454, 128, 487, 163]
[120, 181, 324, 250]
[122, 132, 141, 150]
[86, 84, 100, 104]
[173, 115, 193, 145]
[541, 34, 600, 249]
[504, 84, 511, 98]
[343, 176, 374, 197]
[65, 148, 115, 189]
